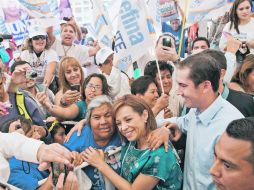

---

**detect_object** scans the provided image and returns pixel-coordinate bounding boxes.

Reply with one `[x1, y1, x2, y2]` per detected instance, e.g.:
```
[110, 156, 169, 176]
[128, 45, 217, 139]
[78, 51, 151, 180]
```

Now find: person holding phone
[219, 0, 254, 54]
[9, 60, 55, 118]
[155, 33, 180, 63]
[37, 74, 112, 122]
[55, 57, 84, 108]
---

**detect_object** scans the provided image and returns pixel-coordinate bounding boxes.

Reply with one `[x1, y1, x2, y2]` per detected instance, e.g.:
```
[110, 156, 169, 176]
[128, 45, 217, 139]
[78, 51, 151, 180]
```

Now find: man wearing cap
[95, 47, 131, 99]
[162, 0, 186, 58]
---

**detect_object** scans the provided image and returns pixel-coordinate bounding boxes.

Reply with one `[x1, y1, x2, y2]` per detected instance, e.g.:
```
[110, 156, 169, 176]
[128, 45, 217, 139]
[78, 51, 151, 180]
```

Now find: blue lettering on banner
[119, 0, 144, 46]
[114, 30, 127, 53]
[146, 18, 155, 34]
[118, 54, 132, 72]
[94, 14, 108, 35]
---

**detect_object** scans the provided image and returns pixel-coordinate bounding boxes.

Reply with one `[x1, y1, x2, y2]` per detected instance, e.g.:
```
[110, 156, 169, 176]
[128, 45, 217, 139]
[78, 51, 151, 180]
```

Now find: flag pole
[155, 54, 165, 94]
[178, 0, 190, 56]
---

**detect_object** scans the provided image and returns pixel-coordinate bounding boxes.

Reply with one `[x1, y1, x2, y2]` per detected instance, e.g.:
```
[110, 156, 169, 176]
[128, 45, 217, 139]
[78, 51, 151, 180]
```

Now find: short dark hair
[178, 53, 220, 92]
[80, 27, 88, 34]
[82, 73, 112, 100]
[10, 60, 31, 73]
[226, 117, 254, 170]
[144, 60, 174, 79]
[202, 49, 227, 70]
[131, 76, 158, 95]
[192, 37, 210, 50]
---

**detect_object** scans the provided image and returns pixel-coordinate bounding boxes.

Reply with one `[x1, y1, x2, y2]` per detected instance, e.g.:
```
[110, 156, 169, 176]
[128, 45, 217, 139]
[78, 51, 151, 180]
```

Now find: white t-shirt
[21, 49, 59, 83]
[219, 18, 254, 53]
[51, 39, 89, 66]
[105, 66, 131, 99]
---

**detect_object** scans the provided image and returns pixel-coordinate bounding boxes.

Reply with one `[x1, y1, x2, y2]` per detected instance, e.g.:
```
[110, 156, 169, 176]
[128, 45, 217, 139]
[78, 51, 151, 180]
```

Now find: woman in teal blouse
[83, 94, 182, 190]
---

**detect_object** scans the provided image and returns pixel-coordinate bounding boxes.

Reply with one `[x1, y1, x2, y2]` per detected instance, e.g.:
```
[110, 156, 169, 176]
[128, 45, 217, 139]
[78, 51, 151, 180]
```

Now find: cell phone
[163, 37, 171, 47]
[70, 84, 80, 92]
[51, 163, 70, 186]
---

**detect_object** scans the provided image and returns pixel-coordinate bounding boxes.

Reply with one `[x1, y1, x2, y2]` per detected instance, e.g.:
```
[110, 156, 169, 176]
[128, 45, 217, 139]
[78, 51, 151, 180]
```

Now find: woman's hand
[65, 119, 86, 142]
[147, 127, 170, 152]
[153, 94, 169, 116]
[61, 90, 81, 106]
[36, 92, 52, 109]
[71, 151, 83, 167]
[82, 147, 105, 168]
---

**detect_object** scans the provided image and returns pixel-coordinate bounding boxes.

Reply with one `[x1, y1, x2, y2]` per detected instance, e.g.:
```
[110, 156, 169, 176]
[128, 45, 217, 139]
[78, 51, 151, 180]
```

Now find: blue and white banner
[17, 0, 58, 18]
[113, 0, 156, 72]
[146, 0, 161, 35]
[91, 0, 113, 48]
[183, 0, 231, 25]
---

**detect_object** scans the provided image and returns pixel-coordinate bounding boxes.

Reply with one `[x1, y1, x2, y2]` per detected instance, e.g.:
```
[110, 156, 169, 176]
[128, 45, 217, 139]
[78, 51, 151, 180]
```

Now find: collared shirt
[166, 95, 244, 190]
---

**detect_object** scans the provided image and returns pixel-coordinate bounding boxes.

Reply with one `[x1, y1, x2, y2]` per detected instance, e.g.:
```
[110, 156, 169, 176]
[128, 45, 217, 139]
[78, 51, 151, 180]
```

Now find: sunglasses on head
[32, 35, 47, 41]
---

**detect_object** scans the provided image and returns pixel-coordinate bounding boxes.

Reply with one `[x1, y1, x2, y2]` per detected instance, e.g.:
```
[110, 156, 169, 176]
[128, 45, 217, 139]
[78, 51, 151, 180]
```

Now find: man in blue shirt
[165, 53, 244, 190]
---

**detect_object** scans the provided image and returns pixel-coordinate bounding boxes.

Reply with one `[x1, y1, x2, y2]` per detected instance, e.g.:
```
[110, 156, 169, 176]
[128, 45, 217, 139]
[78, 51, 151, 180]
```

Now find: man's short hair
[202, 49, 227, 70]
[10, 60, 31, 74]
[192, 37, 210, 50]
[226, 117, 254, 170]
[144, 60, 174, 79]
[178, 53, 220, 92]
[80, 27, 88, 34]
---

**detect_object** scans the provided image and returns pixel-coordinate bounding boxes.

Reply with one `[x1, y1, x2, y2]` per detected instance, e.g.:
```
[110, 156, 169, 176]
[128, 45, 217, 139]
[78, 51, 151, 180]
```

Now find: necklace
[62, 44, 73, 56]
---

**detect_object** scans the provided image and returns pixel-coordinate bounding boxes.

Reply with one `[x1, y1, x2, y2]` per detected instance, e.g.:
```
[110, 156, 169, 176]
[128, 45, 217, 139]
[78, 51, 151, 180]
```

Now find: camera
[26, 70, 37, 79]
[0, 34, 13, 43]
[70, 84, 80, 92]
[63, 17, 71, 22]
[163, 37, 172, 48]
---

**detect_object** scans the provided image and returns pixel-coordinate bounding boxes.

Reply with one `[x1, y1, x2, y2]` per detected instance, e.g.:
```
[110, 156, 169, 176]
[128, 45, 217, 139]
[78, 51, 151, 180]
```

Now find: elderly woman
[83, 95, 182, 190]
[64, 95, 121, 189]
[55, 56, 84, 107]
[38, 73, 111, 121]
[21, 28, 58, 88]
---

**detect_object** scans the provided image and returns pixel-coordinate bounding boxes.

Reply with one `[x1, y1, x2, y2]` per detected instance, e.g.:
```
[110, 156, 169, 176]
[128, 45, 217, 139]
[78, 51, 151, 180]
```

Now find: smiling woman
[82, 95, 183, 190]
[54, 57, 84, 107]
[21, 28, 58, 88]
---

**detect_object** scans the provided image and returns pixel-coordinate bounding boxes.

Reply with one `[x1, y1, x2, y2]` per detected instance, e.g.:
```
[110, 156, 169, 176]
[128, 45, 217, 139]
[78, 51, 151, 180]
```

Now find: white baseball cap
[28, 26, 47, 38]
[95, 47, 114, 65]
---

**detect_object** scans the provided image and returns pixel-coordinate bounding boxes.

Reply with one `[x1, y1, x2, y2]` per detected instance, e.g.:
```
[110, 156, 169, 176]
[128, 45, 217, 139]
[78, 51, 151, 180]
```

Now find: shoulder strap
[15, 91, 32, 121]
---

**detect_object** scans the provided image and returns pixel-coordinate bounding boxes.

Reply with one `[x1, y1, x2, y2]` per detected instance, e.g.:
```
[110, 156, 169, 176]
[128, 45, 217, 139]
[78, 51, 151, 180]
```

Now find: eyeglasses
[86, 83, 102, 91]
[32, 35, 47, 41]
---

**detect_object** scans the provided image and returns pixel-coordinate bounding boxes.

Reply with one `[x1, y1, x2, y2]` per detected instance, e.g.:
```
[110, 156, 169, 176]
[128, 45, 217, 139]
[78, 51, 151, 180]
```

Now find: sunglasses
[32, 35, 47, 41]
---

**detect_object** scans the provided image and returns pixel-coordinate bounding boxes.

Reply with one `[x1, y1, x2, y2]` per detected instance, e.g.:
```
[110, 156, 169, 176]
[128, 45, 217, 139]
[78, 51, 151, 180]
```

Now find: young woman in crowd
[21, 29, 58, 88]
[229, 54, 254, 95]
[131, 76, 170, 117]
[82, 95, 182, 190]
[37, 73, 112, 121]
[219, 0, 254, 53]
[54, 56, 84, 107]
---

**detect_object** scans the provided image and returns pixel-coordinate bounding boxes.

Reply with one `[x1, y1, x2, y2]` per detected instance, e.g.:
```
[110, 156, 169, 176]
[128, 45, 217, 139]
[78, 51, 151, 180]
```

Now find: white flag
[113, 0, 156, 72]
[91, 0, 113, 48]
